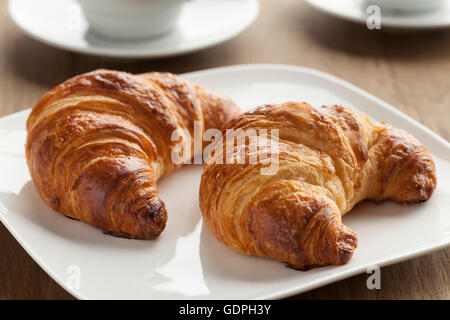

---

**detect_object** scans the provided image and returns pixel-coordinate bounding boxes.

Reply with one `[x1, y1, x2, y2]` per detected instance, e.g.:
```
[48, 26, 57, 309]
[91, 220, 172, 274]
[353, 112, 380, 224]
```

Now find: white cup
[77, 0, 186, 40]
[367, 0, 447, 12]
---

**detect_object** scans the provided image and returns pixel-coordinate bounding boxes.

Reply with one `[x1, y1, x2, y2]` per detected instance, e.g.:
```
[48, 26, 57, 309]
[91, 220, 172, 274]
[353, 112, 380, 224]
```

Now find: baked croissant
[200, 102, 436, 268]
[26, 69, 240, 239]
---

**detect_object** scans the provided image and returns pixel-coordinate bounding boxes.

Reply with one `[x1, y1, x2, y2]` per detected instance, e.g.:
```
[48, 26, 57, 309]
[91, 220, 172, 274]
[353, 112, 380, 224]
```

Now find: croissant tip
[336, 228, 358, 265]
[136, 201, 168, 238]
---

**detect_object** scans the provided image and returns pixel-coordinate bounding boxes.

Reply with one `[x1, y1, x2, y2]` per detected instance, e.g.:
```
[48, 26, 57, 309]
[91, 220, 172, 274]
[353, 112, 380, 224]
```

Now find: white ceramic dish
[77, 0, 187, 40]
[8, 0, 259, 58]
[306, 0, 450, 30]
[367, 0, 447, 12]
[0, 64, 449, 300]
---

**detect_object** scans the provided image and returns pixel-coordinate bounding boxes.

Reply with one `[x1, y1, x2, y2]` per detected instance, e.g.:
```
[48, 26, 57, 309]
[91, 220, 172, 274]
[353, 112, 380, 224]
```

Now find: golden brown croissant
[200, 102, 436, 268]
[26, 69, 240, 239]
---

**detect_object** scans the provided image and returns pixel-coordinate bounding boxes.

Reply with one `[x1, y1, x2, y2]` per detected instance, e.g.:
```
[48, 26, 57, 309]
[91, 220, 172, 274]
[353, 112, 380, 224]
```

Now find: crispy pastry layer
[200, 102, 436, 268]
[26, 69, 240, 239]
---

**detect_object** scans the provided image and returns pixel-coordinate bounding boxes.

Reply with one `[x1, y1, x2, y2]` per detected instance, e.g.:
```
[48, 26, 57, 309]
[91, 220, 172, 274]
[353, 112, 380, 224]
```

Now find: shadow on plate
[0, 180, 169, 251]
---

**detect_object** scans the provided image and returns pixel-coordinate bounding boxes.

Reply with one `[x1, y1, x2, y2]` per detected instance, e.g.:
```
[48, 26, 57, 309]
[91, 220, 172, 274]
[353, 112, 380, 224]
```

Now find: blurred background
[0, 0, 449, 299]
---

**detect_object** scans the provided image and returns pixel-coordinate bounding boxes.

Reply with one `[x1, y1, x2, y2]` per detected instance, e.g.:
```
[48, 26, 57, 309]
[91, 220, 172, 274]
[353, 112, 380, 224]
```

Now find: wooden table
[0, 0, 449, 299]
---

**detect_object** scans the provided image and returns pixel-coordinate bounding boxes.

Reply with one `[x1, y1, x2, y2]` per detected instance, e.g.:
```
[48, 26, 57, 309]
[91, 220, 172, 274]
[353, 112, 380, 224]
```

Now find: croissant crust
[26, 69, 240, 239]
[200, 102, 436, 268]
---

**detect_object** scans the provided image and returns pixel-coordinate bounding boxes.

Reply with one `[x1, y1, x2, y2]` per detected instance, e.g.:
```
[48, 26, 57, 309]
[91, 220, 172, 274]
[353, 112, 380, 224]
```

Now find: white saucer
[8, 0, 259, 58]
[306, 0, 450, 30]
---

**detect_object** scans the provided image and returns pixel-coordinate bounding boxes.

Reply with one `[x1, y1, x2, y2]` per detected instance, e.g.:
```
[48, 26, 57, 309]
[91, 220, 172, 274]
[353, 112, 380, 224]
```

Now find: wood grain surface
[0, 0, 449, 299]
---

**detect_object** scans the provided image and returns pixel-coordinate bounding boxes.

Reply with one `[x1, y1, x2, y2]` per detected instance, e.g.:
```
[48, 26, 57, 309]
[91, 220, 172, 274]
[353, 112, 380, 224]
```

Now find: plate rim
[0, 63, 449, 300]
[8, 0, 260, 58]
[305, 0, 450, 29]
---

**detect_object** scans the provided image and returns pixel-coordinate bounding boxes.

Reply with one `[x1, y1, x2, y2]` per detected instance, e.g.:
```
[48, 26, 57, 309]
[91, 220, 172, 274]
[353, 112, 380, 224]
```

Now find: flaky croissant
[26, 69, 240, 239]
[200, 102, 436, 268]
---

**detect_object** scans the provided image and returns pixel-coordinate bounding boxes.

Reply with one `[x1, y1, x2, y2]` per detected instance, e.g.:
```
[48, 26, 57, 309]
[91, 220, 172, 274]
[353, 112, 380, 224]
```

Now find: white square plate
[0, 64, 449, 299]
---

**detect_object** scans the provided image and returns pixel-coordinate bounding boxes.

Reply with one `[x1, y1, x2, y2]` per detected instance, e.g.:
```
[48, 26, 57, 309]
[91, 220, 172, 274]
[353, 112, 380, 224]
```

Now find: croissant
[26, 69, 240, 239]
[200, 102, 436, 268]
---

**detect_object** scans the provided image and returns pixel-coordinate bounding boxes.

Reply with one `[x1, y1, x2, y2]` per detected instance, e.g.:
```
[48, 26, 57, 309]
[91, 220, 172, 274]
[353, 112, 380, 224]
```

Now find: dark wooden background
[0, 0, 448, 299]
